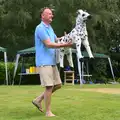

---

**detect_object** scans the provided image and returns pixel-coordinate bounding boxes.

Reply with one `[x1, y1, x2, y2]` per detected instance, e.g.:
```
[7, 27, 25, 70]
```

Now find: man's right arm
[43, 38, 72, 48]
[37, 27, 72, 48]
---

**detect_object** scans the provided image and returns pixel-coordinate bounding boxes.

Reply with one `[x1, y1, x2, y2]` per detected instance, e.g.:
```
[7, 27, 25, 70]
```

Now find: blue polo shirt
[35, 21, 57, 66]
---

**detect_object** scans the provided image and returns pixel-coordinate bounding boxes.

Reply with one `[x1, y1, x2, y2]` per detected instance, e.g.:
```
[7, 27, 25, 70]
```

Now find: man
[32, 7, 72, 117]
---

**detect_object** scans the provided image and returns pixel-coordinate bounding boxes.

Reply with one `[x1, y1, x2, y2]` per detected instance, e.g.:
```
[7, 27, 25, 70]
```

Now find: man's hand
[63, 41, 73, 47]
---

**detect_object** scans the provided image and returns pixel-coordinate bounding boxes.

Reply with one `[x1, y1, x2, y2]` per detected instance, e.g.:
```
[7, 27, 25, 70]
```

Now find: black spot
[63, 38, 66, 42]
[65, 39, 68, 42]
[73, 37, 76, 39]
[61, 49, 64, 52]
[60, 56, 62, 58]
[82, 14, 85, 17]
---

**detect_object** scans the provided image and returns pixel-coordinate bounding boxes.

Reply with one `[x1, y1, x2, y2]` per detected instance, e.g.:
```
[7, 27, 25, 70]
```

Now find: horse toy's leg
[82, 37, 94, 58]
[66, 48, 74, 67]
[59, 48, 65, 68]
[76, 40, 84, 60]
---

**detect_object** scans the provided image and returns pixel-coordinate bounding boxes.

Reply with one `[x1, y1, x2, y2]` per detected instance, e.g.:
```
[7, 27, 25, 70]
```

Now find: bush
[0, 62, 6, 84]
[0, 62, 16, 85]
[0, 61, 36, 85]
[116, 78, 120, 83]
[92, 75, 108, 84]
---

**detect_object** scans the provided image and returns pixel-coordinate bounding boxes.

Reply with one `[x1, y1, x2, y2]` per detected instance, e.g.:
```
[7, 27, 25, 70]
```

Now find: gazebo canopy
[0, 47, 7, 52]
[17, 47, 35, 55]
[13, 46, 115, 85]
[17, 47, 109, 58]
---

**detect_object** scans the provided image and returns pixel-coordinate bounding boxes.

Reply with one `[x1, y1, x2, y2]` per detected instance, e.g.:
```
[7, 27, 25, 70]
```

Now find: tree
[0, 0, 120, 60]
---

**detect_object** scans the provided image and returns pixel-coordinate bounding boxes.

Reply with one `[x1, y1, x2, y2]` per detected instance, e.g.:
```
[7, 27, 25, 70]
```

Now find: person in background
[32, 7, 73, 117]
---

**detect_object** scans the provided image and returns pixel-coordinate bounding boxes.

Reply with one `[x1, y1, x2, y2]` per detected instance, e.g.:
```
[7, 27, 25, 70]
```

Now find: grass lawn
[0, 84, 120, 120]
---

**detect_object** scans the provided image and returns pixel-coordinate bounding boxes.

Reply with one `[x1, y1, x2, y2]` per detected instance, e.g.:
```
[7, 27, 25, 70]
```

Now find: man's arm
[43, 38, 72, 48]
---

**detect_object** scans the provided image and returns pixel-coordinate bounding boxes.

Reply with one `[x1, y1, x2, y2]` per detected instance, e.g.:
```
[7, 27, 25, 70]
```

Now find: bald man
[32, 7, 72, 117]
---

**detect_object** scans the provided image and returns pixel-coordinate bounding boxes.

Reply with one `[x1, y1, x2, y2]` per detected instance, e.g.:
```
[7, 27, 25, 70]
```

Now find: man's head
[40, 7, 54, 24]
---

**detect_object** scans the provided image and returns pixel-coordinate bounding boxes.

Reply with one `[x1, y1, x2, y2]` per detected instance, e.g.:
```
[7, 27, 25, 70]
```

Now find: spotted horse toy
[56, 9, 94, 68]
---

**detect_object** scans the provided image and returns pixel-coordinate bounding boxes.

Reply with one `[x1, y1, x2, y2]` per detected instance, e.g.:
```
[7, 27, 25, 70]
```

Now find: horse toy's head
[76, 9, 91, 24]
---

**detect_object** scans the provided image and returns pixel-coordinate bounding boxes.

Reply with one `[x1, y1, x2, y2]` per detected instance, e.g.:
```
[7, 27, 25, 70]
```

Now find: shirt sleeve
[54, 34, 57, 40]
[37, 27, 49, 42]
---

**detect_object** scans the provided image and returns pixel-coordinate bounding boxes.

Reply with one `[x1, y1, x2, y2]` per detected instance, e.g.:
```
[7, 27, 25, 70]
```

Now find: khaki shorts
[37, 65, 62, 86]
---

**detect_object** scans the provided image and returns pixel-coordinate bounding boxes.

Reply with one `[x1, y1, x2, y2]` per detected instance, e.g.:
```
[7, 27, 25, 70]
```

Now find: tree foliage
[0, 0, 120, 80]
[0, 0, 120, 59]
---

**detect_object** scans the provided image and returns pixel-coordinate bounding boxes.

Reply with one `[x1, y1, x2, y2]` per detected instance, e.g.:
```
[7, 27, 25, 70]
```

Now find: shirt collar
[41, 21, 50, 28]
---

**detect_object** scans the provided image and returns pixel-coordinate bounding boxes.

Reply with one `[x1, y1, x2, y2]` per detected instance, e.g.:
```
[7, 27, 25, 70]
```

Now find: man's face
[41, 8, 54, 23]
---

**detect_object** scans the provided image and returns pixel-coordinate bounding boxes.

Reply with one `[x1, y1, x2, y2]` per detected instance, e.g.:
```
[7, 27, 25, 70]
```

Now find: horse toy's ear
[76, 9, 83, 15]
[76, 10, 79, 15]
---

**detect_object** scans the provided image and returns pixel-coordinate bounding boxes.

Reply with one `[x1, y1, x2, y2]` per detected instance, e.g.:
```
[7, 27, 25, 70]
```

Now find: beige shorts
[37, 65, 62, 86]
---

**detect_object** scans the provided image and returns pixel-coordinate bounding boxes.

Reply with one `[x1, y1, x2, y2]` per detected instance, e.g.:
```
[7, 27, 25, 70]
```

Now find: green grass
[0, 84, 120, 120]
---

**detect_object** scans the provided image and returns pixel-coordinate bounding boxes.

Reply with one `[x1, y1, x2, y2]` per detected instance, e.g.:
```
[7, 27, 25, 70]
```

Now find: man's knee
[46, 86, 53, 92]
[56, 84, 62, 89]
[54, 84, 62, 91]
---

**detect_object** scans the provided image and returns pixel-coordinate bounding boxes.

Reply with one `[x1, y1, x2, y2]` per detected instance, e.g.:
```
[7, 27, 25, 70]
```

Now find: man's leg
[32, 92, 44, 112]
[33, 84, 61, 111]
[52, 84, 61, 93]
[32, 66, 62, 115]
[44, 86, 55, 116]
